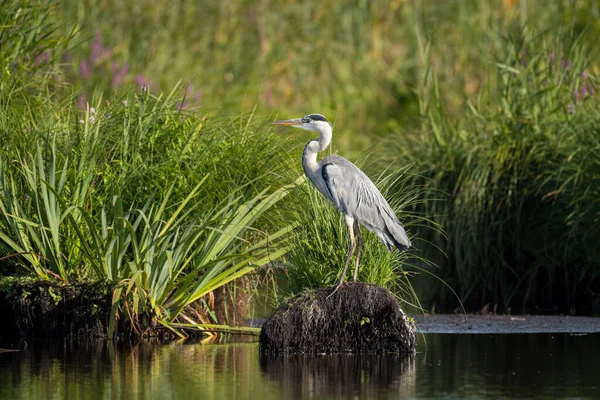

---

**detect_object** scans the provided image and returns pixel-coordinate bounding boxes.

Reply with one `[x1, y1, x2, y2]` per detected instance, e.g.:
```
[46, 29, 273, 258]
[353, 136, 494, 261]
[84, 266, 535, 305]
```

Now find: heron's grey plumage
[320, 155, 410, 251]
[273, 113, 410, 296]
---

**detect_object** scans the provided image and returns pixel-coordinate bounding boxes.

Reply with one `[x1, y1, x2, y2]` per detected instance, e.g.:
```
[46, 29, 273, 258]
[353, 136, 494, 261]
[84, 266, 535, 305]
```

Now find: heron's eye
[301, 117, 311, 123]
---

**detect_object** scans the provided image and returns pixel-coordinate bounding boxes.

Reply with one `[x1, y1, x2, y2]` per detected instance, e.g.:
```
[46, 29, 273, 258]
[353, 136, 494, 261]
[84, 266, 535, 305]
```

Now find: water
[0, 334, 598, 399]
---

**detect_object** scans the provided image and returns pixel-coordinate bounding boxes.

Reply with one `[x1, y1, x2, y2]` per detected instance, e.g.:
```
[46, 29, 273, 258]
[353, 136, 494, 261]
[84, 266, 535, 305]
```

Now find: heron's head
[272, 113, 330, 131]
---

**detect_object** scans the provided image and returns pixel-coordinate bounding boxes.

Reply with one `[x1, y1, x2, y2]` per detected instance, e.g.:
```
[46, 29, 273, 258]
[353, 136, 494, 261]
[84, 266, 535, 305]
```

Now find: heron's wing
[321, 155, 410, 251]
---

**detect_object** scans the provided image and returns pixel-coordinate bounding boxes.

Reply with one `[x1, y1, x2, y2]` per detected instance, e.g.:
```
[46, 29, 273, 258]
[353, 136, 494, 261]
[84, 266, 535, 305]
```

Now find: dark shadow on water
[415, 333, 600, 399]
[259, 352, 416, 398]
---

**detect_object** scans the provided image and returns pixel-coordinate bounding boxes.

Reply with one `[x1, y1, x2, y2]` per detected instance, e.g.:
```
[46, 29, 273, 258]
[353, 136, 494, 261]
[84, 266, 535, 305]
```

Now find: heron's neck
[302, 124, 332, 174]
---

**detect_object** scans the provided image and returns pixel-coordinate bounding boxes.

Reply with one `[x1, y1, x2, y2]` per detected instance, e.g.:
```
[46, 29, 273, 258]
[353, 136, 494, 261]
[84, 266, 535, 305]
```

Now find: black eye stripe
[303, 114, 328, 123]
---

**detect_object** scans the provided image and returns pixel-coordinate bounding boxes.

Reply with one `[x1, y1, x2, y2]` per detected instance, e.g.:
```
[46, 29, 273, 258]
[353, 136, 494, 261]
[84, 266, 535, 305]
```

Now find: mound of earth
[0, 278, 112, 338]
[259, 282, 415, 354]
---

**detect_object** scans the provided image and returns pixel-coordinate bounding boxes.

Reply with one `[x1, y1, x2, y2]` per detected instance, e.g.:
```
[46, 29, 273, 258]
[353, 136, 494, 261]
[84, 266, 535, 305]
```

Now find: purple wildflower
[111, 62, 119, 85]
[33, 50, 51, 66]
[77, 94, 88, 109]
[248, 7, 257, 24]
[176, 84, 202, 109]
[111, 62, 129, 87]
[135, 75, 152, 90]
[91, 30, 103, 62]
[80, 60, 91, 78]
[263, 85, 274, 108]
[193, 88, 202, 105]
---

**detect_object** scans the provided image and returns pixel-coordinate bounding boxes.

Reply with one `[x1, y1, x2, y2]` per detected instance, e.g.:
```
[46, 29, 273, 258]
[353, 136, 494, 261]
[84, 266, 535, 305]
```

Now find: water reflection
[416, 334, 600, 399]
[260, 353, 415, 398]
[0, 339, 304, 400]
[1, 334, 599, 399]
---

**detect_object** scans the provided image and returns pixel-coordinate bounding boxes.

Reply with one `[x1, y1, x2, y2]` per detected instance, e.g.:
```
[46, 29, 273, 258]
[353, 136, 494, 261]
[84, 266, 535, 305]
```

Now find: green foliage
[49, 1, 600, 156]
[3, 0, 600, 322]
[0, 93, 298, 335]
[397, 27, 600, 311]
[0, 0, 73, 139]
[0, 135, 97, 280]
[0, 2, 301, 335]
[105, 179, 297, 337]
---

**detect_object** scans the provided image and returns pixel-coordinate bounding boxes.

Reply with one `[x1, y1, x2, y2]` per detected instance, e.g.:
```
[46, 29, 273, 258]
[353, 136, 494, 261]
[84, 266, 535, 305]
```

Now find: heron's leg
[327, 216, 356, 298]
[352, 222, 363, 282]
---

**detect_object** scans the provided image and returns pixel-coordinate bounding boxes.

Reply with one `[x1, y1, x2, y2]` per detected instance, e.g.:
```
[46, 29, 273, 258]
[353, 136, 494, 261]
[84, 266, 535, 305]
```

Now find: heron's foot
[326, 283, 344, 299]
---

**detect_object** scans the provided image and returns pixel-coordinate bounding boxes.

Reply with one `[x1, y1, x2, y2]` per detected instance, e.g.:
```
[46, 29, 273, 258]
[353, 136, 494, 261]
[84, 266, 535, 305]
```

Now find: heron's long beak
[272, 118, 303, 127]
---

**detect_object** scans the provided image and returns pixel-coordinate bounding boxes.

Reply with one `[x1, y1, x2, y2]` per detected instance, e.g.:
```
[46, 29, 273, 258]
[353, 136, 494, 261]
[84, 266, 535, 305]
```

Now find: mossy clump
[259, 282, 415, 354]
[0, 278, 112, 338]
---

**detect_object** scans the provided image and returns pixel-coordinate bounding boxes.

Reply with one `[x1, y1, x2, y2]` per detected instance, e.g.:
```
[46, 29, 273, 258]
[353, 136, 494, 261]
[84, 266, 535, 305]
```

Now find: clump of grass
[0, 90, 301, 336]
[105, 177, 297, 338]
[0, 0, 73, 153]
[395, 27, 600, 312]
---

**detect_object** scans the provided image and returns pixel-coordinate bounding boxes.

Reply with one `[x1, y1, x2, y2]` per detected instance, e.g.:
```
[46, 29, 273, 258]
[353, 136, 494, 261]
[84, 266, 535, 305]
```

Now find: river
[1, 333, 598, 399]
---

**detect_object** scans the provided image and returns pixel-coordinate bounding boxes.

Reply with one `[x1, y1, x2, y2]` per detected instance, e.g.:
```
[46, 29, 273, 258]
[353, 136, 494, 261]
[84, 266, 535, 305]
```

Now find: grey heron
[273, 114, 411, 297]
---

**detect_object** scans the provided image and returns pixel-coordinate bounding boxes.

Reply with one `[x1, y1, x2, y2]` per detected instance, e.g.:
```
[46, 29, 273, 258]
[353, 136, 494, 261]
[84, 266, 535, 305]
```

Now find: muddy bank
[0, 278, 252, 339]
[414, 314, 600, 334]
[0, 278, 113, 338]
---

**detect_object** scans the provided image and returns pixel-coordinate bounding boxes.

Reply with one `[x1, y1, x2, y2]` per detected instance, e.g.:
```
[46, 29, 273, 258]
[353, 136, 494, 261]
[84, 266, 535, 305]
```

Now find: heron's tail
[377, 219, 411, 252]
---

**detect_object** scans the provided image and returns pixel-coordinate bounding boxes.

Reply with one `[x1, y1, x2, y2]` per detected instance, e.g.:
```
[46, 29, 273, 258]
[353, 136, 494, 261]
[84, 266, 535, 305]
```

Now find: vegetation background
[1, 0, 599, 336]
